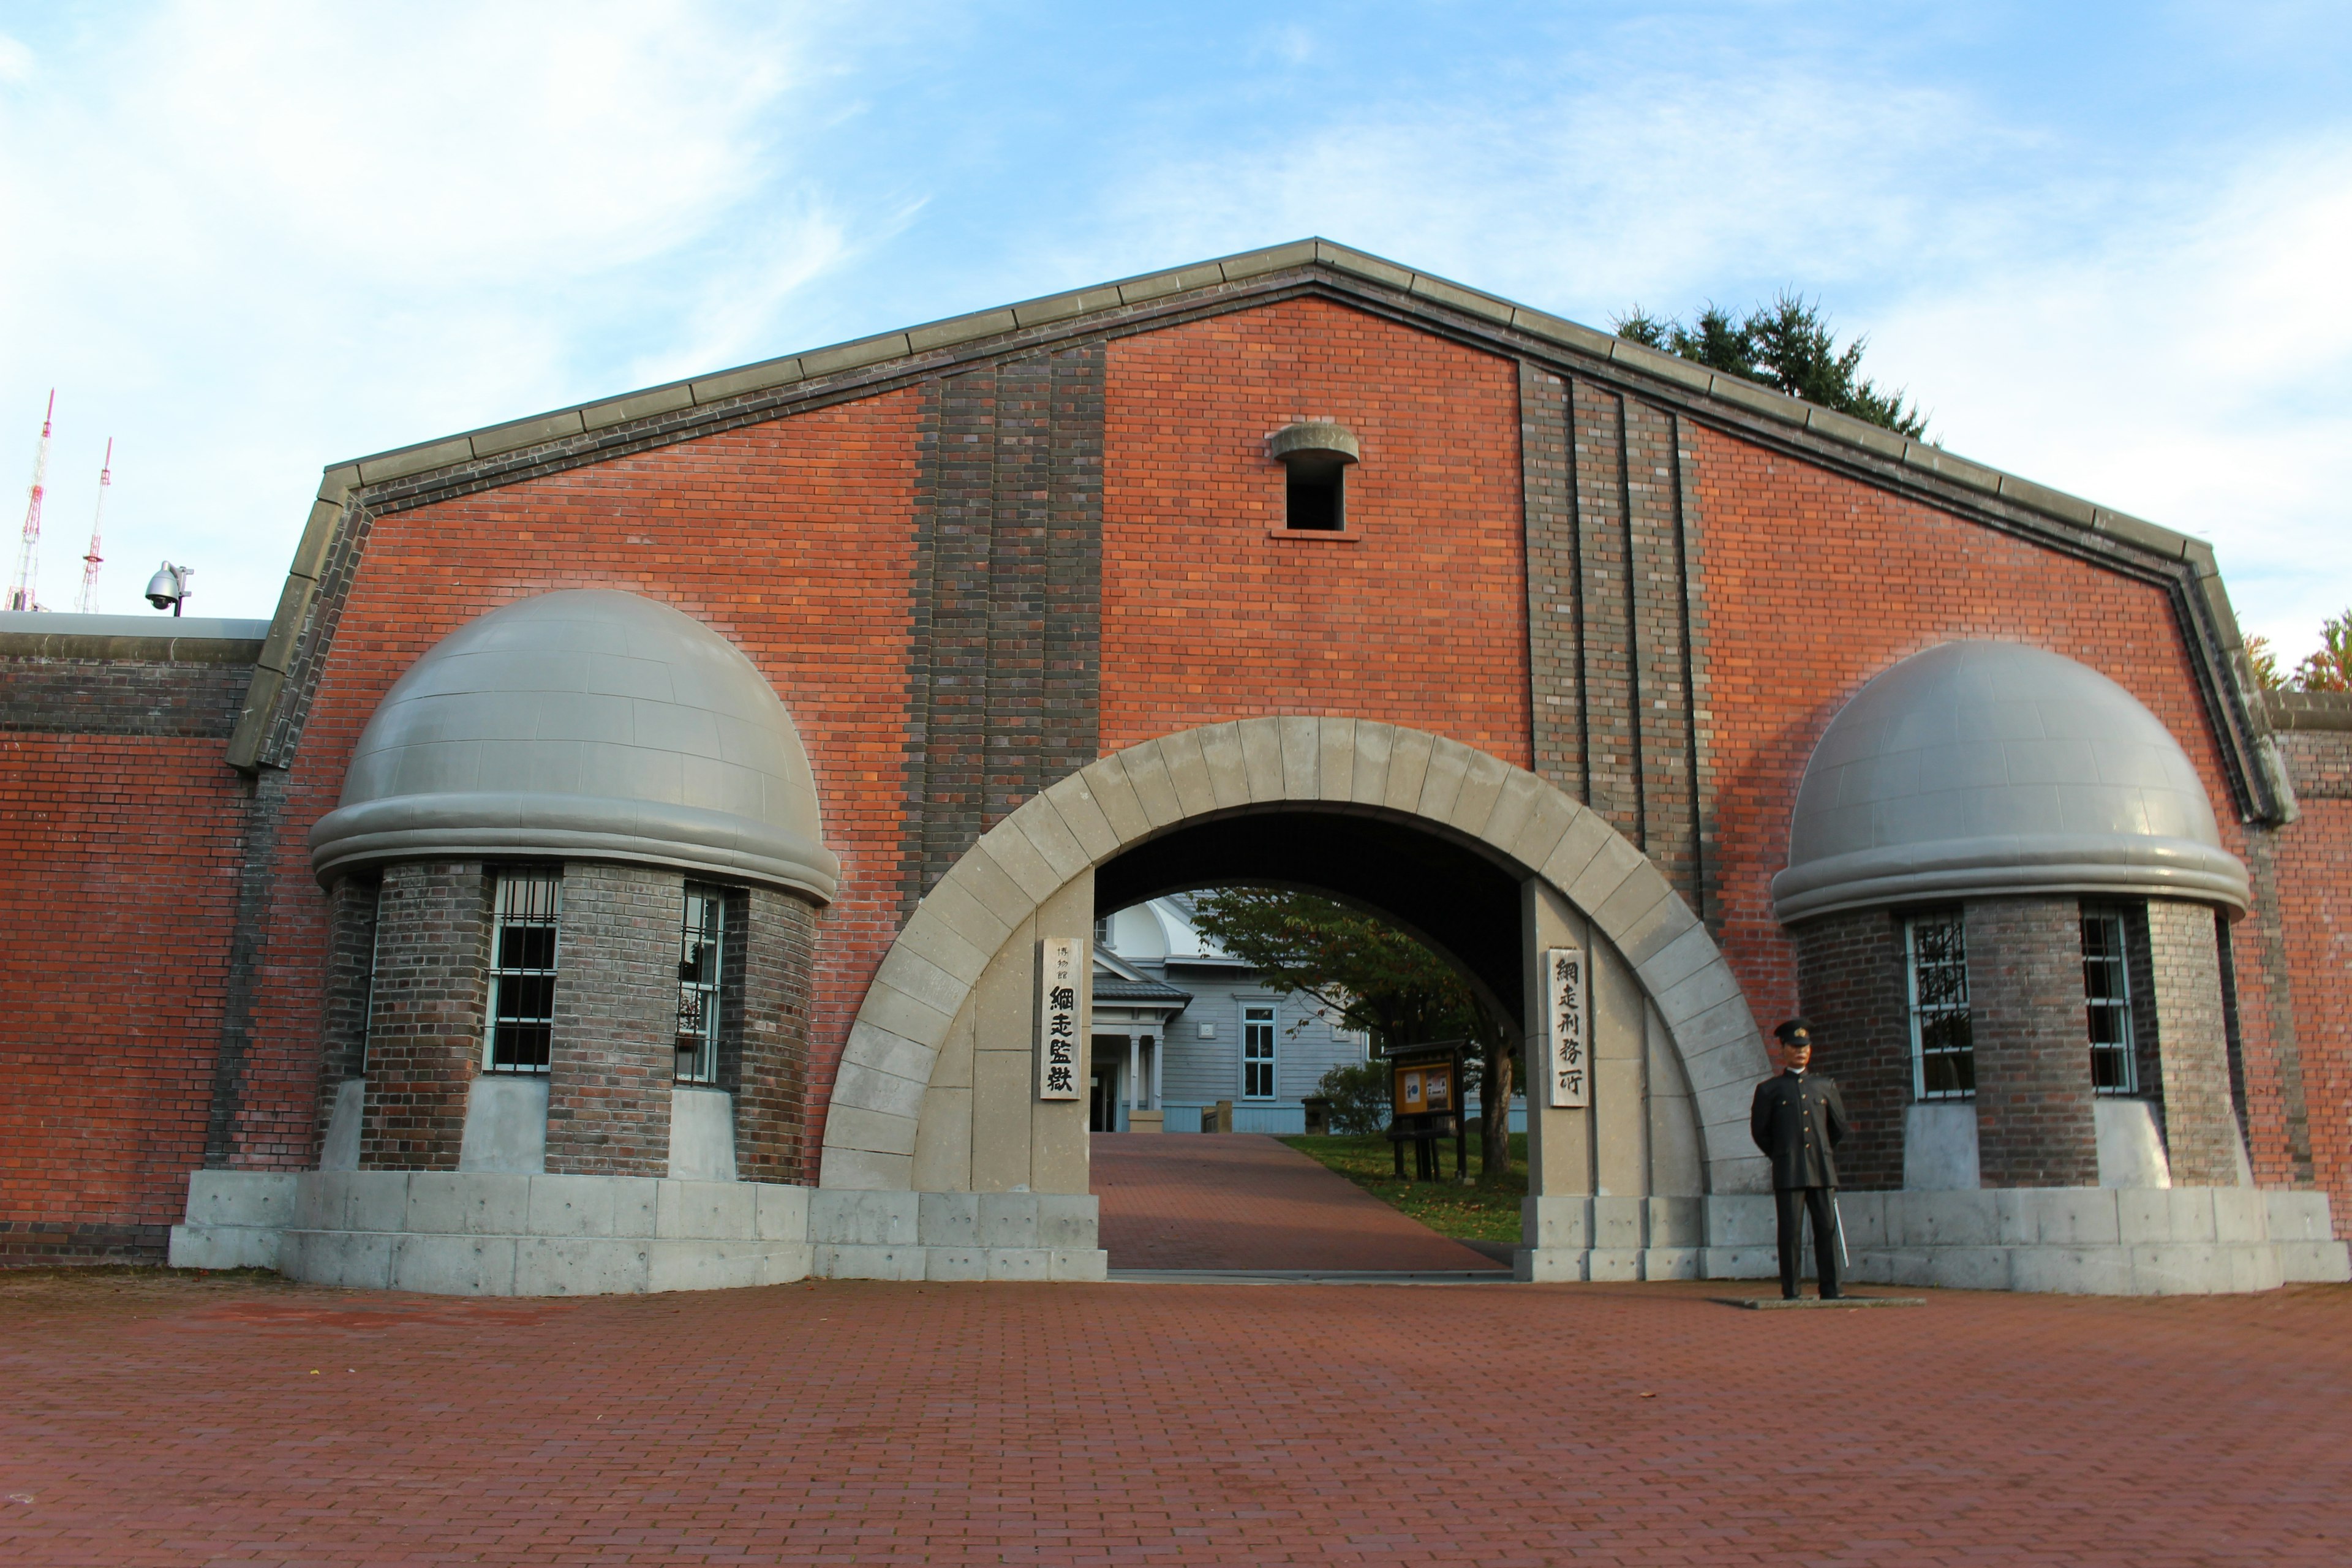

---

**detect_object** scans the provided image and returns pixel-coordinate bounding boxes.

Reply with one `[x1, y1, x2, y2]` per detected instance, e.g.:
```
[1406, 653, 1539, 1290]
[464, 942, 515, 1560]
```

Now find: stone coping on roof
[0, 611, 269, 663]
[2264, 690, 2352, 733]
[323, 238, 2205, 570]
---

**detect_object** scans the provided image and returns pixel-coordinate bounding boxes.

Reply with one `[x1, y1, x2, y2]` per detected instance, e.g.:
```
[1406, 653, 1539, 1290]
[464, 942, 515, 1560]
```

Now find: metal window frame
[2080, 904, 2137, 1096]
[483, 869, 562, 1074]
[1904, 910, 1974, 1101]
[1240, 1002, 1278, 1101]
[674, 882, 727, 1086]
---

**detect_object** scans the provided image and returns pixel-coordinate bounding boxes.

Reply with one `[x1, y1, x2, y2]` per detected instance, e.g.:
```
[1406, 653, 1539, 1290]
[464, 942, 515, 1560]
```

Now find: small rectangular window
[2082, 906, 2136, 1095]
[1285, 464, 1344, 531]
[485, 872, 561, 1073]
[1242, 1005, 1276, 1099]
[358, 884, 383, 1076]
[1905, 911, 1973, 1099]
[676, 884, 726, 1085]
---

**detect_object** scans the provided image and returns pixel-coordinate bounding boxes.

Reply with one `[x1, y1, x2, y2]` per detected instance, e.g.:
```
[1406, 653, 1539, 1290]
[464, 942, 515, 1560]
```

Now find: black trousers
[1775, 1186, 1842, 1298]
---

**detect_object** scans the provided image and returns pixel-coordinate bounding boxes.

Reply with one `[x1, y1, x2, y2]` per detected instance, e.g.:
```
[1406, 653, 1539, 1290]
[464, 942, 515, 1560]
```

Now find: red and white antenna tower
[8, 391, 55, 613]
[75, 438, 111, 614]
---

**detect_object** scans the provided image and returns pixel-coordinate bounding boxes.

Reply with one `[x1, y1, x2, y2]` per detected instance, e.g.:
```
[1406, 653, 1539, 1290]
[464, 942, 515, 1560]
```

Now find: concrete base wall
[1694, 1188, 2348, 1295]
[168, 1172, 1107, 1293]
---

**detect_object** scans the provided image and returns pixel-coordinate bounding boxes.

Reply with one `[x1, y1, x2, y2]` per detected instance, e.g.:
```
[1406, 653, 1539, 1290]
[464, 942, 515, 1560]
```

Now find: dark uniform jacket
[1749, 1071, 1849, 1189]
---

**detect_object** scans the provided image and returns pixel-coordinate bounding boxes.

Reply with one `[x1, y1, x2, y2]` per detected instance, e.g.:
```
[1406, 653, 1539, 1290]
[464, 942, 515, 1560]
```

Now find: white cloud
[0, 1, 867, 617]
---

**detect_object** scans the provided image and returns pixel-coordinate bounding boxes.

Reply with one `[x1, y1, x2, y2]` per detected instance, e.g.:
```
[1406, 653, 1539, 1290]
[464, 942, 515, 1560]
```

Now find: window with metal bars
[675, 884, 726, 1085]
[1242, 1005, 1276, 1099]
[484, 871, 560, 1072]
[2081, 906, 2136, 1095]
[1905, 911, 1974, 1099]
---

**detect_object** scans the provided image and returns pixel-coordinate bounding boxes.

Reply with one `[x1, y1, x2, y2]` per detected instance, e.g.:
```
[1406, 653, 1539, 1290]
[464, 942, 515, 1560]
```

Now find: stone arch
[822, 717, 1770, 1198]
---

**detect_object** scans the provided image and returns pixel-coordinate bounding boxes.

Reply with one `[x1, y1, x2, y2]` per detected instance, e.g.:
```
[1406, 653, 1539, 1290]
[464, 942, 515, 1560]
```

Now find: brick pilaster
[360, 861, 488, 1171]
[1967, 897, 2100, 1188]
[545, 863, 679, 1178]
[2146, 899, 2242, 1186]
[1792, 908, 1910, 1189]
[728, 886, 820, 1183]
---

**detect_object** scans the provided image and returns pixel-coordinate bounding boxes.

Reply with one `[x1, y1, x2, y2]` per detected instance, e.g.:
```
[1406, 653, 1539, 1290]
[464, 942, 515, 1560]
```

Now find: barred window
[2082, 906, 2136, 1095]
[1905, 911, 1974, 1100]
[675, 884, 726, 1085]
[484, 871, 560, 1073]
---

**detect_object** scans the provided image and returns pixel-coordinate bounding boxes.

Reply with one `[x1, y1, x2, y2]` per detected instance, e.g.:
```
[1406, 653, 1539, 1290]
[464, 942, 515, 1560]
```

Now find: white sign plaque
[1544, 945, 1589, 1109]
[1036, 936, 1084, 1101]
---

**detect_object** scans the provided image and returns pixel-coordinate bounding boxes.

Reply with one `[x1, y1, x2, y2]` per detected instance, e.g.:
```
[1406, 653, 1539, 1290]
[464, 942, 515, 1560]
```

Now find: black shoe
[1821, 1290, 1844, 1300]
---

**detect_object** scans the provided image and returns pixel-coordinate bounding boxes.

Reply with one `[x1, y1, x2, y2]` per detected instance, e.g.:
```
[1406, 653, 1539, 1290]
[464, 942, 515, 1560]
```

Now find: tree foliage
[2292, 609, 2352, 693]
[1613, 291, 1929, 439]
[1190, 887, 1518, 1180]
[2245, 609, 2351, 693]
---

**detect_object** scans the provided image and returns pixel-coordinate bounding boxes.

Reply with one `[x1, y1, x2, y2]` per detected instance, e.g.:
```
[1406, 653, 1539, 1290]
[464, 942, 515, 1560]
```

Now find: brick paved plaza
[4, 1264, 2350, 1562]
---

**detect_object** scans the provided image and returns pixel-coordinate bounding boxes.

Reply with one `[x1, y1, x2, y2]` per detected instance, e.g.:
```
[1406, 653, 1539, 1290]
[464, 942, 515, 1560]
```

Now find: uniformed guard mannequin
[1751, 1018, 1850, 1300]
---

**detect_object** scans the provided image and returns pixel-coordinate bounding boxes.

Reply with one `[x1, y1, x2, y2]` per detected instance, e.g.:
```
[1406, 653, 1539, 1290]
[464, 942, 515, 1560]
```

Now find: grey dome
[1771, 641, 2246, 922]
[309, 590, 836, 901]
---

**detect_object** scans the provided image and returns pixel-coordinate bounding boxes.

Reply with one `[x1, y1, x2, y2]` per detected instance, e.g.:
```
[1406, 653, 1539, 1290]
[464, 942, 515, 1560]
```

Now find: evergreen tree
[1615, 291, 1929, 439]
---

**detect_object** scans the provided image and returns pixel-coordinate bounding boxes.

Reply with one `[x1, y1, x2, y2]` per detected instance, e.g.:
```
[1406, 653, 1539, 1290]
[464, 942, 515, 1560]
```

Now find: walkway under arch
[820, 718, 1773, 1284]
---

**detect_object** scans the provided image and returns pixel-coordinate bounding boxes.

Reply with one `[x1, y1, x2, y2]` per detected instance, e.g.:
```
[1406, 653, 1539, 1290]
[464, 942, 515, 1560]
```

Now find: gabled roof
[228, 239, 2290, 823]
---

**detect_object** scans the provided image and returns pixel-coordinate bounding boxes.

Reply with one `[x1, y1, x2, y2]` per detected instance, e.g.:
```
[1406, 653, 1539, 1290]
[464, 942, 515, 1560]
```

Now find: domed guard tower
[103, 239, 2343, 1295]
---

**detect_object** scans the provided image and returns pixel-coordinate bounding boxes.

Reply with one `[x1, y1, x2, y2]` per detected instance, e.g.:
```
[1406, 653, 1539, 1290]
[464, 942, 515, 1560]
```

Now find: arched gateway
[121, 239, 2343, 1297]
[817, 717, 1770, 1283]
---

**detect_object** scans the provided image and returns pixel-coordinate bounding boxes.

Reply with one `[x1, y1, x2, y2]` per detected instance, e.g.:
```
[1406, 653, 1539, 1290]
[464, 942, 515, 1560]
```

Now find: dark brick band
[0, 659, 252, 739]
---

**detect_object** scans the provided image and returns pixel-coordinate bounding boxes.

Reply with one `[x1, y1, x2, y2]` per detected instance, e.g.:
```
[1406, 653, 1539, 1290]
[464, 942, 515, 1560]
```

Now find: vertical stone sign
[1545, 945, 1589, 1109]
[1037, 937, 1082, 1101]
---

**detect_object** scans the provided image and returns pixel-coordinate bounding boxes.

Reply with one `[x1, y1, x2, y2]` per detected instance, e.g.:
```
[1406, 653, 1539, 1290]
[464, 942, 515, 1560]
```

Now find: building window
[1242, 1005, 1276, 1099]
[2081, 906, 2136, 1095]
[1286, 461, 1344, 531]
[676, 883, 726, 1085]
[1905, 911, 1973, 1099]
[485, 871, 561, 1073]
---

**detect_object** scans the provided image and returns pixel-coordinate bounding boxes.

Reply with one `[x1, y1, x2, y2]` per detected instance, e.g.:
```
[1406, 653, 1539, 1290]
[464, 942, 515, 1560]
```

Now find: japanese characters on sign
[1036, 937, 1084, 1101]
[1544, 945, 1589, 1109]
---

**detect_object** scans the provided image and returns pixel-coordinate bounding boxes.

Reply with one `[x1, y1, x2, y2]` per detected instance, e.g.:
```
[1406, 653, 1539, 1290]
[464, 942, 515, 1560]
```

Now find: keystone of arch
[820, 717, 1771, 1191]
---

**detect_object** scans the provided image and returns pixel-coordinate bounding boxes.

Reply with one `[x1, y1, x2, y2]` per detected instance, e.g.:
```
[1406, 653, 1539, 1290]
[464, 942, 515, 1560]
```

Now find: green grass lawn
[1278, 1132, 1528, 1244]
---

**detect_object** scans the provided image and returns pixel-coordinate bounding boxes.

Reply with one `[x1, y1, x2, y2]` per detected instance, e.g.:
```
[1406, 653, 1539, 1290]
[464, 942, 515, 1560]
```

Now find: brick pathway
[4, 1270, 2350, 1564]
[1092, 1132, 1505, 1272]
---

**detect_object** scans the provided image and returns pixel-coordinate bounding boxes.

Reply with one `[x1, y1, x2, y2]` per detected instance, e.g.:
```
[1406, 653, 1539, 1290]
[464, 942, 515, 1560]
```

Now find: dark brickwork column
[904, 345, 1106, 907]
[1967, 897, 2100, 1187]
[1793, 908, 1910, 1190]
[545, 863, 678, 1178]
[313, 875, 380, 1150]
[1520, 364, 1581, 797]
[727, 886, 819, 1184]
[359, 861, 487, 1171]
[2146, 900, 2242, 1185]
[1570, 380, 1637, 844]
[1624, 399, 1699, 903]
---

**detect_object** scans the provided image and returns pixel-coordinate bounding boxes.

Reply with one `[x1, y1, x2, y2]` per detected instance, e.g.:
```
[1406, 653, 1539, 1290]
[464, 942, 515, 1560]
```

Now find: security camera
[145, 562, 192, 616]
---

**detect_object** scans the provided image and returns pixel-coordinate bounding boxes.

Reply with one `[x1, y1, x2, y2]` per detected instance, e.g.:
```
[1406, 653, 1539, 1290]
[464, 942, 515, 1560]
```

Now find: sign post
[1036, 937, 1083, 1101]
[1544, 946, 1589, 1110]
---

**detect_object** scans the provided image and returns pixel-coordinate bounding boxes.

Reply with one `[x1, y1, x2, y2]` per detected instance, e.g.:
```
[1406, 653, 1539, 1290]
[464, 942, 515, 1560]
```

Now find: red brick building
[3, 241, 2344, 1293]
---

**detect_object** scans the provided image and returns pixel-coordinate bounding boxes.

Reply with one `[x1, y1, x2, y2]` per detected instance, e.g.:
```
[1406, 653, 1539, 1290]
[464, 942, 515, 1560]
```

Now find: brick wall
[1791, 908, 1910, 1190]
[544, 863, 679, 1177]
[2145, 899, 2241, 1186]
[728, 886, 820, 1183]
[222, 392, 924, 1180]
[1099, 298, 1531, 767]
[1967, 897, 2100, 1188]
[2271, 726, 2351, 1230]
[0, 650, 257, 1262]
[359, 861, 488, 1171]
[1678, 420, 2316, 1192]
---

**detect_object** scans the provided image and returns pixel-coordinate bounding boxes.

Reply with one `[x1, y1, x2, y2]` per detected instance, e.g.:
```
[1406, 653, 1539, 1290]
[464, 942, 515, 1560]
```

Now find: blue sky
[2, 2, 2346, 660]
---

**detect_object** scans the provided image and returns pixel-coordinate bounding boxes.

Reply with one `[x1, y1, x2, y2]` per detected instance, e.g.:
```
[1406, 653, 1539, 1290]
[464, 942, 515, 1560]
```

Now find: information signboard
[1036, 937, 1083, 1101]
